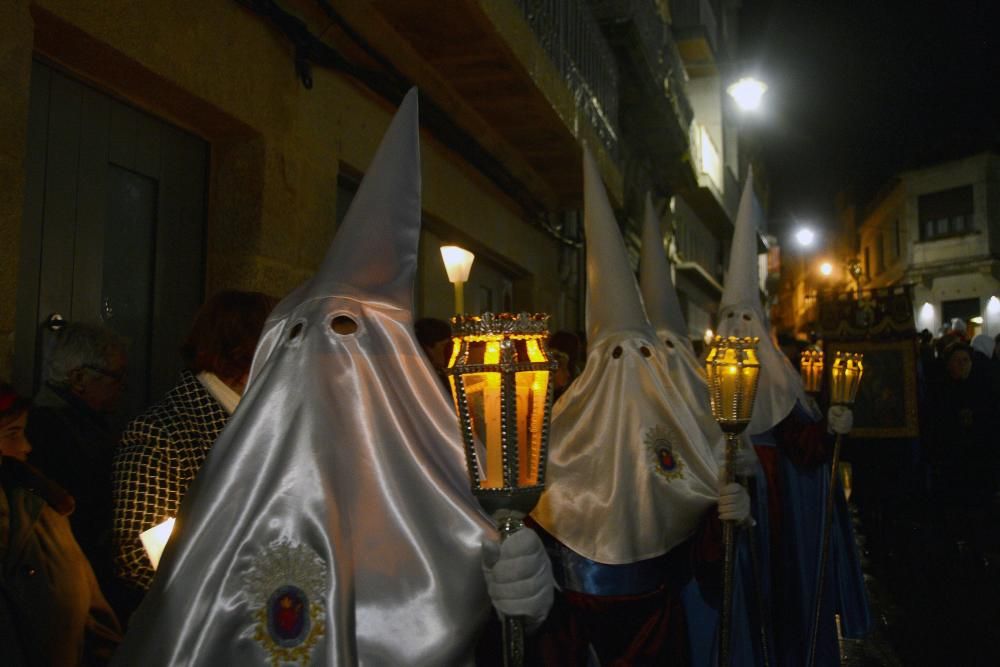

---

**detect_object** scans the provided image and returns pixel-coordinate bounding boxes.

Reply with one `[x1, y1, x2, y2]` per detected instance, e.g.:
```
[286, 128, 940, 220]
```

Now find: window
[893, 219, 902, 258]
[918, 185, 974, 240]
[876, 234, 885, 273]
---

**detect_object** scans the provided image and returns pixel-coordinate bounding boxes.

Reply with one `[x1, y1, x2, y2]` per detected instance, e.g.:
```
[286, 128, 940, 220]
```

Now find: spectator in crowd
[112, 290, 276, 599]
[1, 383, 122, 665]
[26, 323, 127, 596]
[414, 317, 453, 388]
[548, 330, 583, 380]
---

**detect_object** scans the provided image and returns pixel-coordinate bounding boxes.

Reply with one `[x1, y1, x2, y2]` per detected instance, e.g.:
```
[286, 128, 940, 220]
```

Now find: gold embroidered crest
[243, 541, 328, 666]
[645, 424, 685, 481]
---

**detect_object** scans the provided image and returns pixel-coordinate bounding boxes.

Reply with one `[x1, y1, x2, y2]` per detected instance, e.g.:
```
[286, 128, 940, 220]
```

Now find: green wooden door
[15, 60, 208, 424]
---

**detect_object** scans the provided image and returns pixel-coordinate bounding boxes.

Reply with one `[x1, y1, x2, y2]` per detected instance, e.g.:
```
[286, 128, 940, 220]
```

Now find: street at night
[1, 1, 998, 665]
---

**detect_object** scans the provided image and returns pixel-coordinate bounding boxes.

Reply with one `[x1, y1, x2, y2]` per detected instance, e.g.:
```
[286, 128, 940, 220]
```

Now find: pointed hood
[583, 148, 653, 345]
[639, 193, 728, 467]
[717, 171, 818, 433]
[117, 89, 494, 666]
[721, 169, 766, 320]
[532, 149, 720, 568]
[639, 193, 687, 338]
[278, 88, 421, 319]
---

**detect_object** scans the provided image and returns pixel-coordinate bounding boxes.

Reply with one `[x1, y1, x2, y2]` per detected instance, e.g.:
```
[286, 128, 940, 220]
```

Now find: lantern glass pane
[514, 368, 548, 486]
[461, 371, 504, 489]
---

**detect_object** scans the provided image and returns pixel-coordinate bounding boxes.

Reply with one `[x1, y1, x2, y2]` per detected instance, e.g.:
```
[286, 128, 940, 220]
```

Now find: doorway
[15, 60, 209, 423]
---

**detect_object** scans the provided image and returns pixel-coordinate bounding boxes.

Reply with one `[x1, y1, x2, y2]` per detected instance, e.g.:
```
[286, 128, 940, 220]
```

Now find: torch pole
[740, 476, 772, 667]
[805, 432, 845, 667]
[497, 513, 526, 667]
[720, 432, 739, 667]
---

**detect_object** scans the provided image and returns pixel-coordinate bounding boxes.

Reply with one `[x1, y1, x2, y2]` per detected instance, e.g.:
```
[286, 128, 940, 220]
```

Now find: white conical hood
[583, 148, 653, 345]
[717, 171, 818, 433]
[276, 88, 421, 320]
[639, 193, 687, 338]
[639, 193, 727, 467]
[532, 150, 720, 567]
[116, 89, 494, 666]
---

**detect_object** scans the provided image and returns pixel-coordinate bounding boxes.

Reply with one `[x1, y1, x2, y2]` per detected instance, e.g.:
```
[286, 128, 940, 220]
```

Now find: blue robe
[761, 403, 872, 667]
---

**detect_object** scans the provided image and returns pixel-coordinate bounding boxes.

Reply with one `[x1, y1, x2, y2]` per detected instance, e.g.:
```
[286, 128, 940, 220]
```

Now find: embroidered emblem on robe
[645, 424, 685, 481]
[243, 541, 327, 665]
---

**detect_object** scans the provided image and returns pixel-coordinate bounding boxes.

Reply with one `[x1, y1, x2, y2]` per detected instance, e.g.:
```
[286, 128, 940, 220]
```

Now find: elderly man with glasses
[27, 322, 128, 613]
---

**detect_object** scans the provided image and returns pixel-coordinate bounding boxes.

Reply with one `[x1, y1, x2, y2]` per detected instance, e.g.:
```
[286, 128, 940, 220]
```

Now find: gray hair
[44, 323, 128, 386]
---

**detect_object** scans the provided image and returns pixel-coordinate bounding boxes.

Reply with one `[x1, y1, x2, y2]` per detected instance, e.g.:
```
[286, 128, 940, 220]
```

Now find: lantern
[807, 350, 864, 667]
[704, 335, 761, 667]
[705, 336, 761, 434]
[447, 312, 557, 667]
[829, 352, 863, 406]
[800, 348, 824, 394]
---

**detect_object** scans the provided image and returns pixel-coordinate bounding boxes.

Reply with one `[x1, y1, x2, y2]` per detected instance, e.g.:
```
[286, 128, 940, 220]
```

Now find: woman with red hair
[111, 290, 276, 606]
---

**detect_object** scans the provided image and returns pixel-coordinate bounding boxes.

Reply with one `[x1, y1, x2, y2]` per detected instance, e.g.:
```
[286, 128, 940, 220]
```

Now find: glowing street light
[819, 261, 833, 277]
[727, 77, 769, 112]
[440, 245, 475, 314]
[794, 227, 816, 248]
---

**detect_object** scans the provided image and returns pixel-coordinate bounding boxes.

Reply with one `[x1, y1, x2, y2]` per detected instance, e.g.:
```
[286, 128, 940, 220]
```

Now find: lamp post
[447, 312, 557, 667]
[727, 77, 769, 113]
[440, 245, 475, 314]
[806, 352, 864, 667]
[705, 336, 761, 667]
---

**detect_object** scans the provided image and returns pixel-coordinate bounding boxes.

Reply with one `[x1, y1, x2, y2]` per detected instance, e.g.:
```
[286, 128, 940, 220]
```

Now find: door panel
[16, 60, 208, 423]
[103, 165, 158, 418]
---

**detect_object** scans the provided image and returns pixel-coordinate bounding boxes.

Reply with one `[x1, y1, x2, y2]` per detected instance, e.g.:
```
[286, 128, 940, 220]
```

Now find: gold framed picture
[823, 338, 919, 438]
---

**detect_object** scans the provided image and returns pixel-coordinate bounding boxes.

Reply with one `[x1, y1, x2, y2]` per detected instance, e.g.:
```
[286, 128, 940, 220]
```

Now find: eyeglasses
[83, 364, 126, 384]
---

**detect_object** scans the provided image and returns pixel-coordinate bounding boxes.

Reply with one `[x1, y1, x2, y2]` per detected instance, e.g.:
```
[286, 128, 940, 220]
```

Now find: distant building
[857, 151, 1000, 337]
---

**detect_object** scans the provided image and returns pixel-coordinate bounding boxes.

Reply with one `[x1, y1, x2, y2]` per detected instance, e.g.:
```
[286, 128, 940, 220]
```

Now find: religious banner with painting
[823, 338, 919, 439]
[817, 286, 916, 341]
[818, 285, 919, 438]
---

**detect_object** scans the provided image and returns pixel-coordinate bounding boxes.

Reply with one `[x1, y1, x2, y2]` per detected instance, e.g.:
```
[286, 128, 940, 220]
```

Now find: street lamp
[441, 245, 475, 314]
[794, 227, 816, 248]
[819, 261, 833, 277]
[727, 77, 768, 112]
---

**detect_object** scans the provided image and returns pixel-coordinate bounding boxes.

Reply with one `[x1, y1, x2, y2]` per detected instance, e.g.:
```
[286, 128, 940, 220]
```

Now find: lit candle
[140, 517, 176, 571]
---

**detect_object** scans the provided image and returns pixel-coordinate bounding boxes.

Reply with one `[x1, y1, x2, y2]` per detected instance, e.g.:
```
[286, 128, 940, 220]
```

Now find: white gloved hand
[482, 527, 554, 632]
[827, 405, 854, 435]
[718, 482, 751, 524]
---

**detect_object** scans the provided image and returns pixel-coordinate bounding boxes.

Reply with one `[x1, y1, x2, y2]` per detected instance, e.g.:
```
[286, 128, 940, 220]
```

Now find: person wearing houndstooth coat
[111, 291, 275, 601]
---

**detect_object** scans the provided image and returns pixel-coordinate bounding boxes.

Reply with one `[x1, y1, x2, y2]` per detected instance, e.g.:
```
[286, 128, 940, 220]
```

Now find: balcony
[364, 0, 622, 208]
[671, 0, 719, 76]
[589, 0, 693, 197]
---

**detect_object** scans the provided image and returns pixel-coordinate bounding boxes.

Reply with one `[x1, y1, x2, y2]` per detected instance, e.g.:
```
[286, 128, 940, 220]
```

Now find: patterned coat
[112, 371, 229, 590]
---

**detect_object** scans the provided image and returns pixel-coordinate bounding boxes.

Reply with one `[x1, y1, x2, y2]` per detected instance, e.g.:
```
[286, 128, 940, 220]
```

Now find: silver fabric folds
[115, 89, 494, 666]
[531, 149, 719, 565]
[718, 172, 819, 433]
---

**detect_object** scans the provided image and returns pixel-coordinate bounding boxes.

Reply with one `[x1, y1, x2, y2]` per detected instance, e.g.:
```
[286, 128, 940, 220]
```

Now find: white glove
[482, 527, 554, 632]
[827, 405, 854, 435]
[718, 482, 751, 524]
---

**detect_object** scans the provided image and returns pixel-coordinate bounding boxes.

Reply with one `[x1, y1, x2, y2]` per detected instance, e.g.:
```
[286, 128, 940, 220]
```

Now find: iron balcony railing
[512, 0, 620, 160]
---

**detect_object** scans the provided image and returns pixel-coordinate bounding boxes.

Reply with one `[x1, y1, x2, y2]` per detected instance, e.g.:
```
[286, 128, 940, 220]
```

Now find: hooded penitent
[716, 172, 819, 435]
[638, 193, 727, 461]
[531, 149, 719, 566]
[115, 89, 494, 666]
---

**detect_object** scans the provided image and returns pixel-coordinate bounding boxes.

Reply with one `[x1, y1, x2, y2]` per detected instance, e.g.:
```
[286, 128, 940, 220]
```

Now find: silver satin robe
[115, 89, 494, 666]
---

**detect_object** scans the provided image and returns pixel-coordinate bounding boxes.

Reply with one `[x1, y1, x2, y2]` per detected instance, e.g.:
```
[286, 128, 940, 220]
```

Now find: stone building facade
[1, 0, 752, 415]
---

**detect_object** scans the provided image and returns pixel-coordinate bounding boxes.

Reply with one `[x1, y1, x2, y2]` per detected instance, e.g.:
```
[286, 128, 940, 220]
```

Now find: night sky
[738, 0, 1000, 241]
